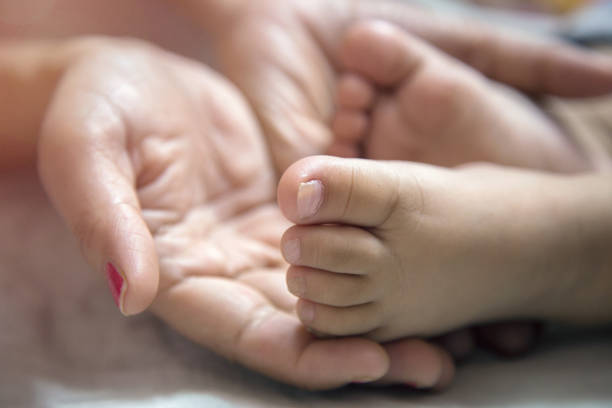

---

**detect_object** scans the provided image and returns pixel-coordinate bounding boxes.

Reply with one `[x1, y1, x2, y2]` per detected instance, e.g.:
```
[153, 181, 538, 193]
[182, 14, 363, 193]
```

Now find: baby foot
[331, 21, 588, 173]
[277, 156, 573, 341]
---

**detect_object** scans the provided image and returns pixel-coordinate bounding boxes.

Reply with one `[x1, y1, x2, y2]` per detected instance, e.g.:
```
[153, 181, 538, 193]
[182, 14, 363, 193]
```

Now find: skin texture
[36, 39, 456, 389]
[277, 156, 612, 340]
[332, 22, 589, 173]
[3, 0, 612, 390]
[187, 0, 612, 369]
[184, 0, 612, 173]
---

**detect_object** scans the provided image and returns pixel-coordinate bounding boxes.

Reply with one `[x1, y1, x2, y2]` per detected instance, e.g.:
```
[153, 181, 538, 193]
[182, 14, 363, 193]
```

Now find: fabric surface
[1, 172, 611, 408]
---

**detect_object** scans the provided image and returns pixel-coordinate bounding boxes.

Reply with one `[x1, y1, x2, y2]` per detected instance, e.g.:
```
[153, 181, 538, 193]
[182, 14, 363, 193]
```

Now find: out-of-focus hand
[183, 0, 612, 172]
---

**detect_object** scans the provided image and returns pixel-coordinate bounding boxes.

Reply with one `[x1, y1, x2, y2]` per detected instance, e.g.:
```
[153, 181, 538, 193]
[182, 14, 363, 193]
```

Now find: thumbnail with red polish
[105, 262, 125, 310]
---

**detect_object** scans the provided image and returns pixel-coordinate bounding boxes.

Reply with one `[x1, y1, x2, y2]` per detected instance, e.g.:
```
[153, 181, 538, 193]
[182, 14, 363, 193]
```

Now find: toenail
[282, 239, 301, 264]
[297, 180, 324, 219]
[287, 273, 306, 297]
[299, 301, 315, 324]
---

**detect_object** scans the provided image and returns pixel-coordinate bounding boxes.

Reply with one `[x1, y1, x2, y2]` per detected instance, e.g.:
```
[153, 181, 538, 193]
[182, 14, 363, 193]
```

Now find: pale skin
[277, 20, 612, 342]
[276, 21, 612, 342]
[278, 156, 612, 340]
[177, 0, 612, 362]
[331, 21, 590, 173]
[3, 0, 612, 390]
[183, 0, 612, 172]
[2, 37, 455, 389]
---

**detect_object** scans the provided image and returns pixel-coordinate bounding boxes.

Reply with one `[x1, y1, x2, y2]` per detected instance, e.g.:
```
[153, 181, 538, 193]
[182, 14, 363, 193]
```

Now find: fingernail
[299, 300, 315, 324]
[282, 239, 301, 264]
[297, 180, 323, 219]
[105, 262, 127, 315]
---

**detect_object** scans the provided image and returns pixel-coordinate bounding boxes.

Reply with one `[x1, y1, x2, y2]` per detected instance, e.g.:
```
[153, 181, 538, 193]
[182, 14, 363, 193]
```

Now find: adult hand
[37, 38, 454, 389]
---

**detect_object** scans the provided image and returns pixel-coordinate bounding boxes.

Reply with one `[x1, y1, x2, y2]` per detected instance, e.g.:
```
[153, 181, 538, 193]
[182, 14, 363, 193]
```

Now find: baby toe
[326, 141, 360, 158]
[365, 96, 422, 161]
[281, 224, 386, 274]
[297, 299, 383, 337]
[336, 74, 375, 110]
[397, 67, 477, 138]
[278, 156, 407, 228]
[340, 21, 425, 87]
[331, 109, 368, 144]
[286, 266, 378, 307]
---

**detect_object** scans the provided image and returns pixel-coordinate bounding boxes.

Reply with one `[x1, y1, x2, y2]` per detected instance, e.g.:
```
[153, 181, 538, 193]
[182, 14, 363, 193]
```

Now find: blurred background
[467, 0, 592, 14]
[417, 0, 612, 45]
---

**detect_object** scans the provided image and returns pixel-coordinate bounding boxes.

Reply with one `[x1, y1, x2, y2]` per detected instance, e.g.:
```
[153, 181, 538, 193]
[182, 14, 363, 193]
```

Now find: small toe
[326, 141, 360, 158]
[281, 224, 387, 274]
[340, 20, 427, 87]
[332, 109, 368, 143]
[297, 298, 383, 337]
[365, 96, 422, 161]
[278, 156, 419, 228]
[336, 74, 376, 110]
[286, 266, 378, 307]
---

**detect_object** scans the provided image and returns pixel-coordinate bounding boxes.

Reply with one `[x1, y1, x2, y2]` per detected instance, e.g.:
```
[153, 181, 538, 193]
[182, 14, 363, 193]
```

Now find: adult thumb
[38, 78, 158, 315]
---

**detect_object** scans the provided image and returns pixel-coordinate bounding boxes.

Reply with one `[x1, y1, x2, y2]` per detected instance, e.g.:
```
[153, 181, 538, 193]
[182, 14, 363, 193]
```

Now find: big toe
[340, 20, 428, 87]
[278, 156, 419, 228]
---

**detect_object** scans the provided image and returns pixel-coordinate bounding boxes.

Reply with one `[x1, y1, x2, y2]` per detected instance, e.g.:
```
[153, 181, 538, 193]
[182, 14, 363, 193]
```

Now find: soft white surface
[1, 171, 611, 408]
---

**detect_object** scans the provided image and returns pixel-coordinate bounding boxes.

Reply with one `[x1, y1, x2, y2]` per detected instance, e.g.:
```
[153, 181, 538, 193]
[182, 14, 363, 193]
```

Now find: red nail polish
[105, 262, 125, 311]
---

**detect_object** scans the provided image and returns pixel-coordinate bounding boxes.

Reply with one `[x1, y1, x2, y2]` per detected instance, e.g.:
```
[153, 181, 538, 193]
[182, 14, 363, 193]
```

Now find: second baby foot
[331, 21, 588, 173]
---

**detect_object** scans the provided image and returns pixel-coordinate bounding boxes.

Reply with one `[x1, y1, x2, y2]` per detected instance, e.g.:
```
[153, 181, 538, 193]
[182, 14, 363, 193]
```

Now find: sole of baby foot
[335, 20, 590, 173]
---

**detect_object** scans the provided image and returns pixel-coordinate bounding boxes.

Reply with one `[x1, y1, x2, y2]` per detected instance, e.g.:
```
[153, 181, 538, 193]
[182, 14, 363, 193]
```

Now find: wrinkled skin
[38, 40, 455, 389]
[28, 0, 612, 389]
[199, 0, 612, 375]
[200, 0, 612, 173]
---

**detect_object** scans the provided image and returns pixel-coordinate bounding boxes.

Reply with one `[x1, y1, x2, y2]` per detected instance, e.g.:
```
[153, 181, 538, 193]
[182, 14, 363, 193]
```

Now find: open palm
[38, 40, 395, 388]
[38, 2, 612, 388]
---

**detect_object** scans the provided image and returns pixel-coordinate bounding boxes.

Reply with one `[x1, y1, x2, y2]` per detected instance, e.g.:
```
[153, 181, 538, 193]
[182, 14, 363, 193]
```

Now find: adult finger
[38, 70, 159, 315]
[350, 1, 612, 97]
[151, 274, 390, 389]
[376, 339, 455, 390]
